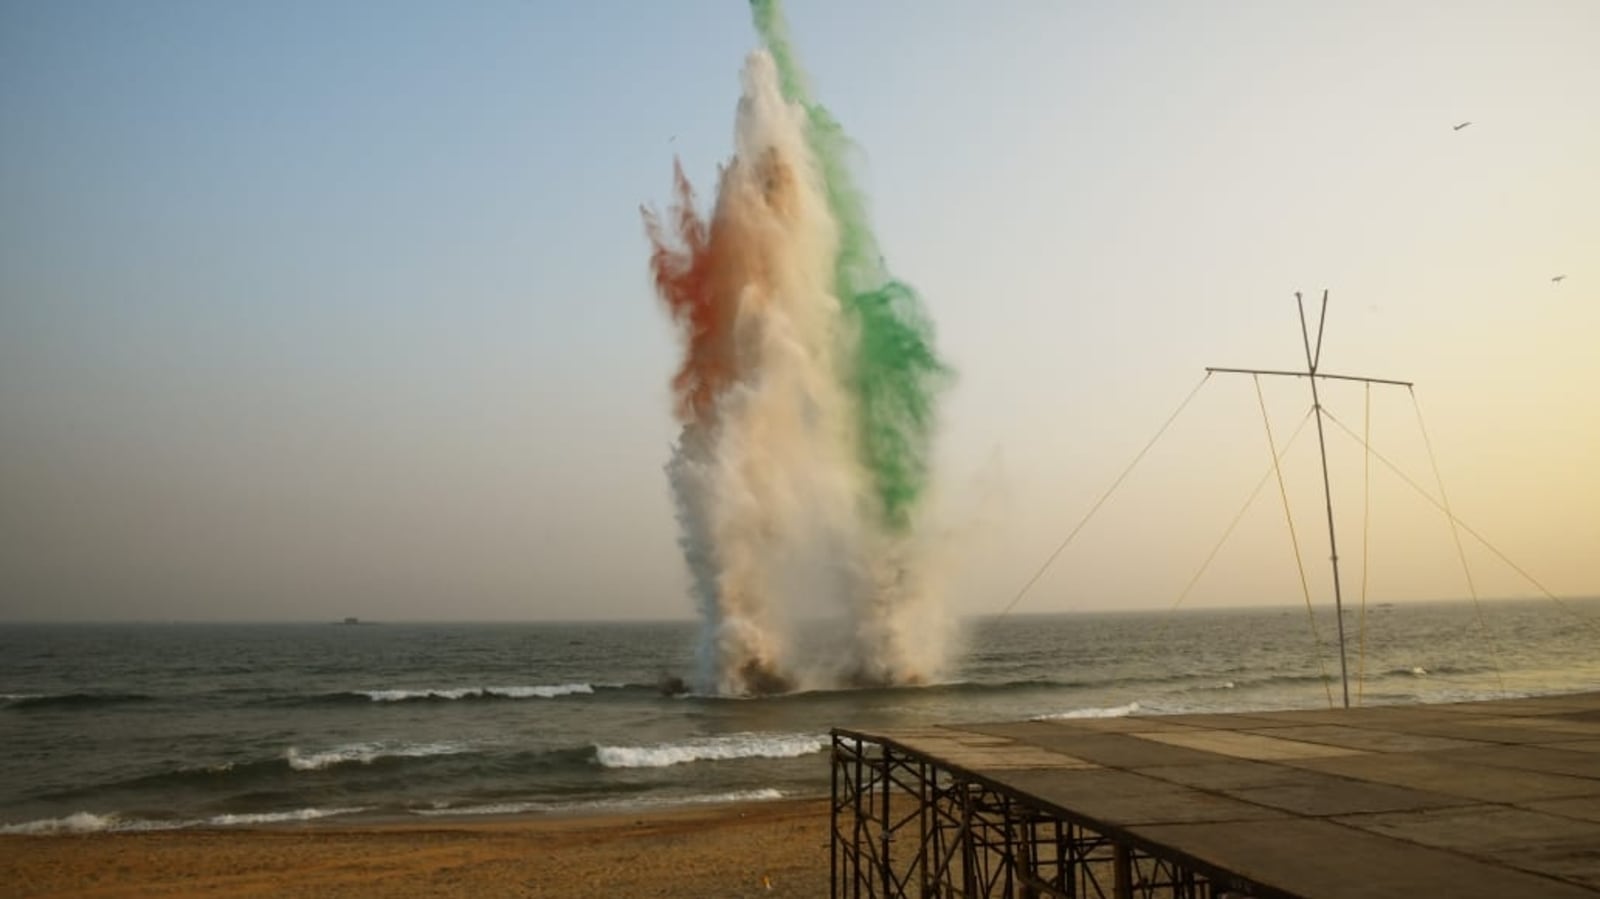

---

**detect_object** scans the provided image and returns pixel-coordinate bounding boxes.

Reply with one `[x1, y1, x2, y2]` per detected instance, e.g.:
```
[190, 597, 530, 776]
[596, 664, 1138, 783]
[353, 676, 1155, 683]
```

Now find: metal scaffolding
[830, 730, 1260, 899]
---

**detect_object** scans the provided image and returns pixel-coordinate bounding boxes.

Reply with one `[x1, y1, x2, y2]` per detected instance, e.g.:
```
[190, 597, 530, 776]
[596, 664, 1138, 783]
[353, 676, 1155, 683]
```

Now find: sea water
[3, 598, 1597, 833]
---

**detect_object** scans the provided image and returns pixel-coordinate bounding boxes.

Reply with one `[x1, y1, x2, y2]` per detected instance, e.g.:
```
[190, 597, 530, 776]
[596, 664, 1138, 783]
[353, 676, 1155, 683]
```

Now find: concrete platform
[855, 691, 1600, 897]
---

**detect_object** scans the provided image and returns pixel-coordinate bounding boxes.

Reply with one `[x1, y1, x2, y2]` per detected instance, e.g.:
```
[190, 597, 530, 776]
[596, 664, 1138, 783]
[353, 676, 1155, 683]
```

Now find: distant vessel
[340, 617, 361, 626]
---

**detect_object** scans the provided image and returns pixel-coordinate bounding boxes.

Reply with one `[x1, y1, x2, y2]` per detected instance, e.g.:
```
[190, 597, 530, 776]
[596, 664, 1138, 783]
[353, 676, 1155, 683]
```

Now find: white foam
[361, 688, 475, 701]
[285, 741, 469, 771]
[358, 684, 593, 701]
[594, 733, 824, 769]
[1031, 701, 1142, 721]
[0, 806, 368, 834]
[485, 684, 594, 699]
[412, 788, 786, 818]
[1, 812, 124, 834]
[205, 807, 365, 826]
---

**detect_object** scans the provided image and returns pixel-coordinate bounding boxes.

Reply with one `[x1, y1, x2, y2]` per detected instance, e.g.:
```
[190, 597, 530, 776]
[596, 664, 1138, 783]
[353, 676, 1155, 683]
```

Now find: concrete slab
[1335, 805, 1600, 890]
[875, 726, 1102, 771]
[872, 725, 1007, 745]
[1138, 759, 1338, 792]
[932, 742, 1100, 771]
[1283, 752, 1600, 803]
[1522, 796, 1600, 824]
[1137, 729, 1368, 761]
[1138, 712, 1306, 730]
[1428, 744, 1600, 780]
[1479, 715, 1600, 737]
[1224, 775, 1472, 817]
[998, 768, 1291, 827]
[1240, 723, 1493, 753]
[953, 723, 1225, 768]
[1041, 716, 1204, 734]
[842, 691, 1600, 897]
[1131, 817, 1600, 899]
[1435, 697, 1600, 716]
[1356, 716, 1596, 744]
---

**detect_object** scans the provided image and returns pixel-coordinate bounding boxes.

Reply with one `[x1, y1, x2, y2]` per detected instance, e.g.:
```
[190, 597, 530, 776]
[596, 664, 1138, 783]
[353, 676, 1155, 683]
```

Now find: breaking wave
[411, 788, 787, 818]
[353, 684, 596, 702]
[593, 733, 825, 769]
[284, 741, 472, 771]
[2, 692, 154, 711]
[1031, 701, 1142, 721]
[0, 806, 366, 834]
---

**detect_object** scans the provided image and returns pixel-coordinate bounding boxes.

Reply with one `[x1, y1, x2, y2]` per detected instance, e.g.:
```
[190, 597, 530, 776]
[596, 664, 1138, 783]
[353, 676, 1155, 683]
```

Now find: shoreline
[1, 797, 833, 898]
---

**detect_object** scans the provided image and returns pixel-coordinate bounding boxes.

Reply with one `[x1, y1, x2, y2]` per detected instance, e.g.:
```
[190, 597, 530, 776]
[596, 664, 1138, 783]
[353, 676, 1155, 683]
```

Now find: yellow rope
[1153, 408, 1314, 648]
[1357, 384, 1371, 706]
[1322, 408, 1598, 632]
[1254, 376, 1335, 708]
[997, 372, 1212, 619]
[1408, 390, 1506, 696]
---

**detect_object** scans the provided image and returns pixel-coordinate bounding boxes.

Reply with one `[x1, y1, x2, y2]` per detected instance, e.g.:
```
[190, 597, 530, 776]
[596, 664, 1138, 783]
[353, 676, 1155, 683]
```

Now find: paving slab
[1223, 774, 1473, 817]
[997, 767, 1291, 827]
[871, 727, 1103, 771]
[1356, 716, 1596, 744]
[1284, 751, 1600, 803]
[1130, 817, 1600, 899]
[1136, 712, 1305, 730]
[952, 723, 1225, 768]
[1034, 716, 1202, 734]
[1137, 759, 1341, 792]
[841, 691, 1600, 897]
[1485, 715, 1600, 736]
[1428, 743, 1600, 780]
[1522, 796, 1600, 824]
[1136, 728, 1368, 761]
[1436, 697, 1600, 716]
[1335, 805, 1600, 890]
[1238, 723, 1492, 753]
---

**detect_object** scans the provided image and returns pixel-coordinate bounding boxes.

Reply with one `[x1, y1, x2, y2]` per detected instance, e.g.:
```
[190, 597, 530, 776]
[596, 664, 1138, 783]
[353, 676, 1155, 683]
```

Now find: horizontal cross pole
[1206, 366, 1413, 388]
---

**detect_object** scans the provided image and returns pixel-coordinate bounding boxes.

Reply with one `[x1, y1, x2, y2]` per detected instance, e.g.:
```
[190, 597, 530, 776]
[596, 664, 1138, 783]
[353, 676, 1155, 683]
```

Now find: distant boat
[340, 617, 361, 626]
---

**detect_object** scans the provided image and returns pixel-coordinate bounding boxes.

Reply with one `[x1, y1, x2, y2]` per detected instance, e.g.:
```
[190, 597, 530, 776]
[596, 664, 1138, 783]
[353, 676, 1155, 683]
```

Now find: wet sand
[1, 798, 831, 898]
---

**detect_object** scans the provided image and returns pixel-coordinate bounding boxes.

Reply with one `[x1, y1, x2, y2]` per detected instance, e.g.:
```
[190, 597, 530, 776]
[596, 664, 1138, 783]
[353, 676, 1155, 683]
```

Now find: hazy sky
[2, 1, 1596, 622]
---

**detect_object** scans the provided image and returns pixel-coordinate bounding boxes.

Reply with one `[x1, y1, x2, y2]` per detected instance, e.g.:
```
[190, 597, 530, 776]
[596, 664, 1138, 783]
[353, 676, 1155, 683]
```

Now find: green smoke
[750, 0, 950, 533]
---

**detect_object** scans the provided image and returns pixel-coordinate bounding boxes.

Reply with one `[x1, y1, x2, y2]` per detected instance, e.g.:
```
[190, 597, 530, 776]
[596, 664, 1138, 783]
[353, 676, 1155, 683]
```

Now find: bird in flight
[1452, 121, 1472, 131]
[1552, 274, 1566, 284]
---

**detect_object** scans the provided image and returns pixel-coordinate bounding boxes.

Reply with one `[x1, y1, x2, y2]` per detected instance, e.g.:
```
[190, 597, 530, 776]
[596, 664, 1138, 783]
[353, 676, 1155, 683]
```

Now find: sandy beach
[1, 798, 832, 898]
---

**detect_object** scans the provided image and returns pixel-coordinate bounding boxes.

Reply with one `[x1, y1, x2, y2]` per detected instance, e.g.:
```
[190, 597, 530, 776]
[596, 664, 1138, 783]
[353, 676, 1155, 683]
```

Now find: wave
[594, 733, 825, 769]
[1379, 663, 1494, 678]
[293, 683, 609, 705]
[205, 806, 368, 826]
[2, 692, 153, 711]
[285, 741, 472, 771]
[32, 743, 606, 805]
[0, 806, 366, 835]
[359, 684, 596, 702]
[1032, 701, 1142, 721]
[411, 788, 787, 818]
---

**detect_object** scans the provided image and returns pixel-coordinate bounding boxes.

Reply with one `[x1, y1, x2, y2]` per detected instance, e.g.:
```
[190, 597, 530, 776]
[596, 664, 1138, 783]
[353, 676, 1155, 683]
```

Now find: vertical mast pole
[1299, 290, 1351, 707]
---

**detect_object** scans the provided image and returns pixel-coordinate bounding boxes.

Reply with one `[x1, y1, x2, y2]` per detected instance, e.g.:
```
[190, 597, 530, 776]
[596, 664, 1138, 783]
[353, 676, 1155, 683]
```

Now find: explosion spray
[643, 2, 950, 695]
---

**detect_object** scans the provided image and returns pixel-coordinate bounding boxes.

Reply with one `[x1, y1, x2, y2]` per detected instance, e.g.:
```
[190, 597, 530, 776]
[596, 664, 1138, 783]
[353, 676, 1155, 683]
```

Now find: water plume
[643, 3, 950, 695]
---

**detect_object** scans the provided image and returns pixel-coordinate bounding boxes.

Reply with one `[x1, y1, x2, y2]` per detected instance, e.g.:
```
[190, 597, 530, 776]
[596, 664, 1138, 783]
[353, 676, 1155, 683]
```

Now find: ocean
[3, 598, 1597, 834]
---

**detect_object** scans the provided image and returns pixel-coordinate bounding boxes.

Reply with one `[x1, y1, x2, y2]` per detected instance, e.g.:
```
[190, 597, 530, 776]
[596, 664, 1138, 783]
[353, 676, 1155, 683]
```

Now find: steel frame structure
[831, 730, 1265, 899]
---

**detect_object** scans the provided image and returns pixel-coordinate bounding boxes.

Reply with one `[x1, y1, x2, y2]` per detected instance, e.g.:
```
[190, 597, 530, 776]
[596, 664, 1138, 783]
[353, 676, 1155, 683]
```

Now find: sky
[1, 1, 1596, 622]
